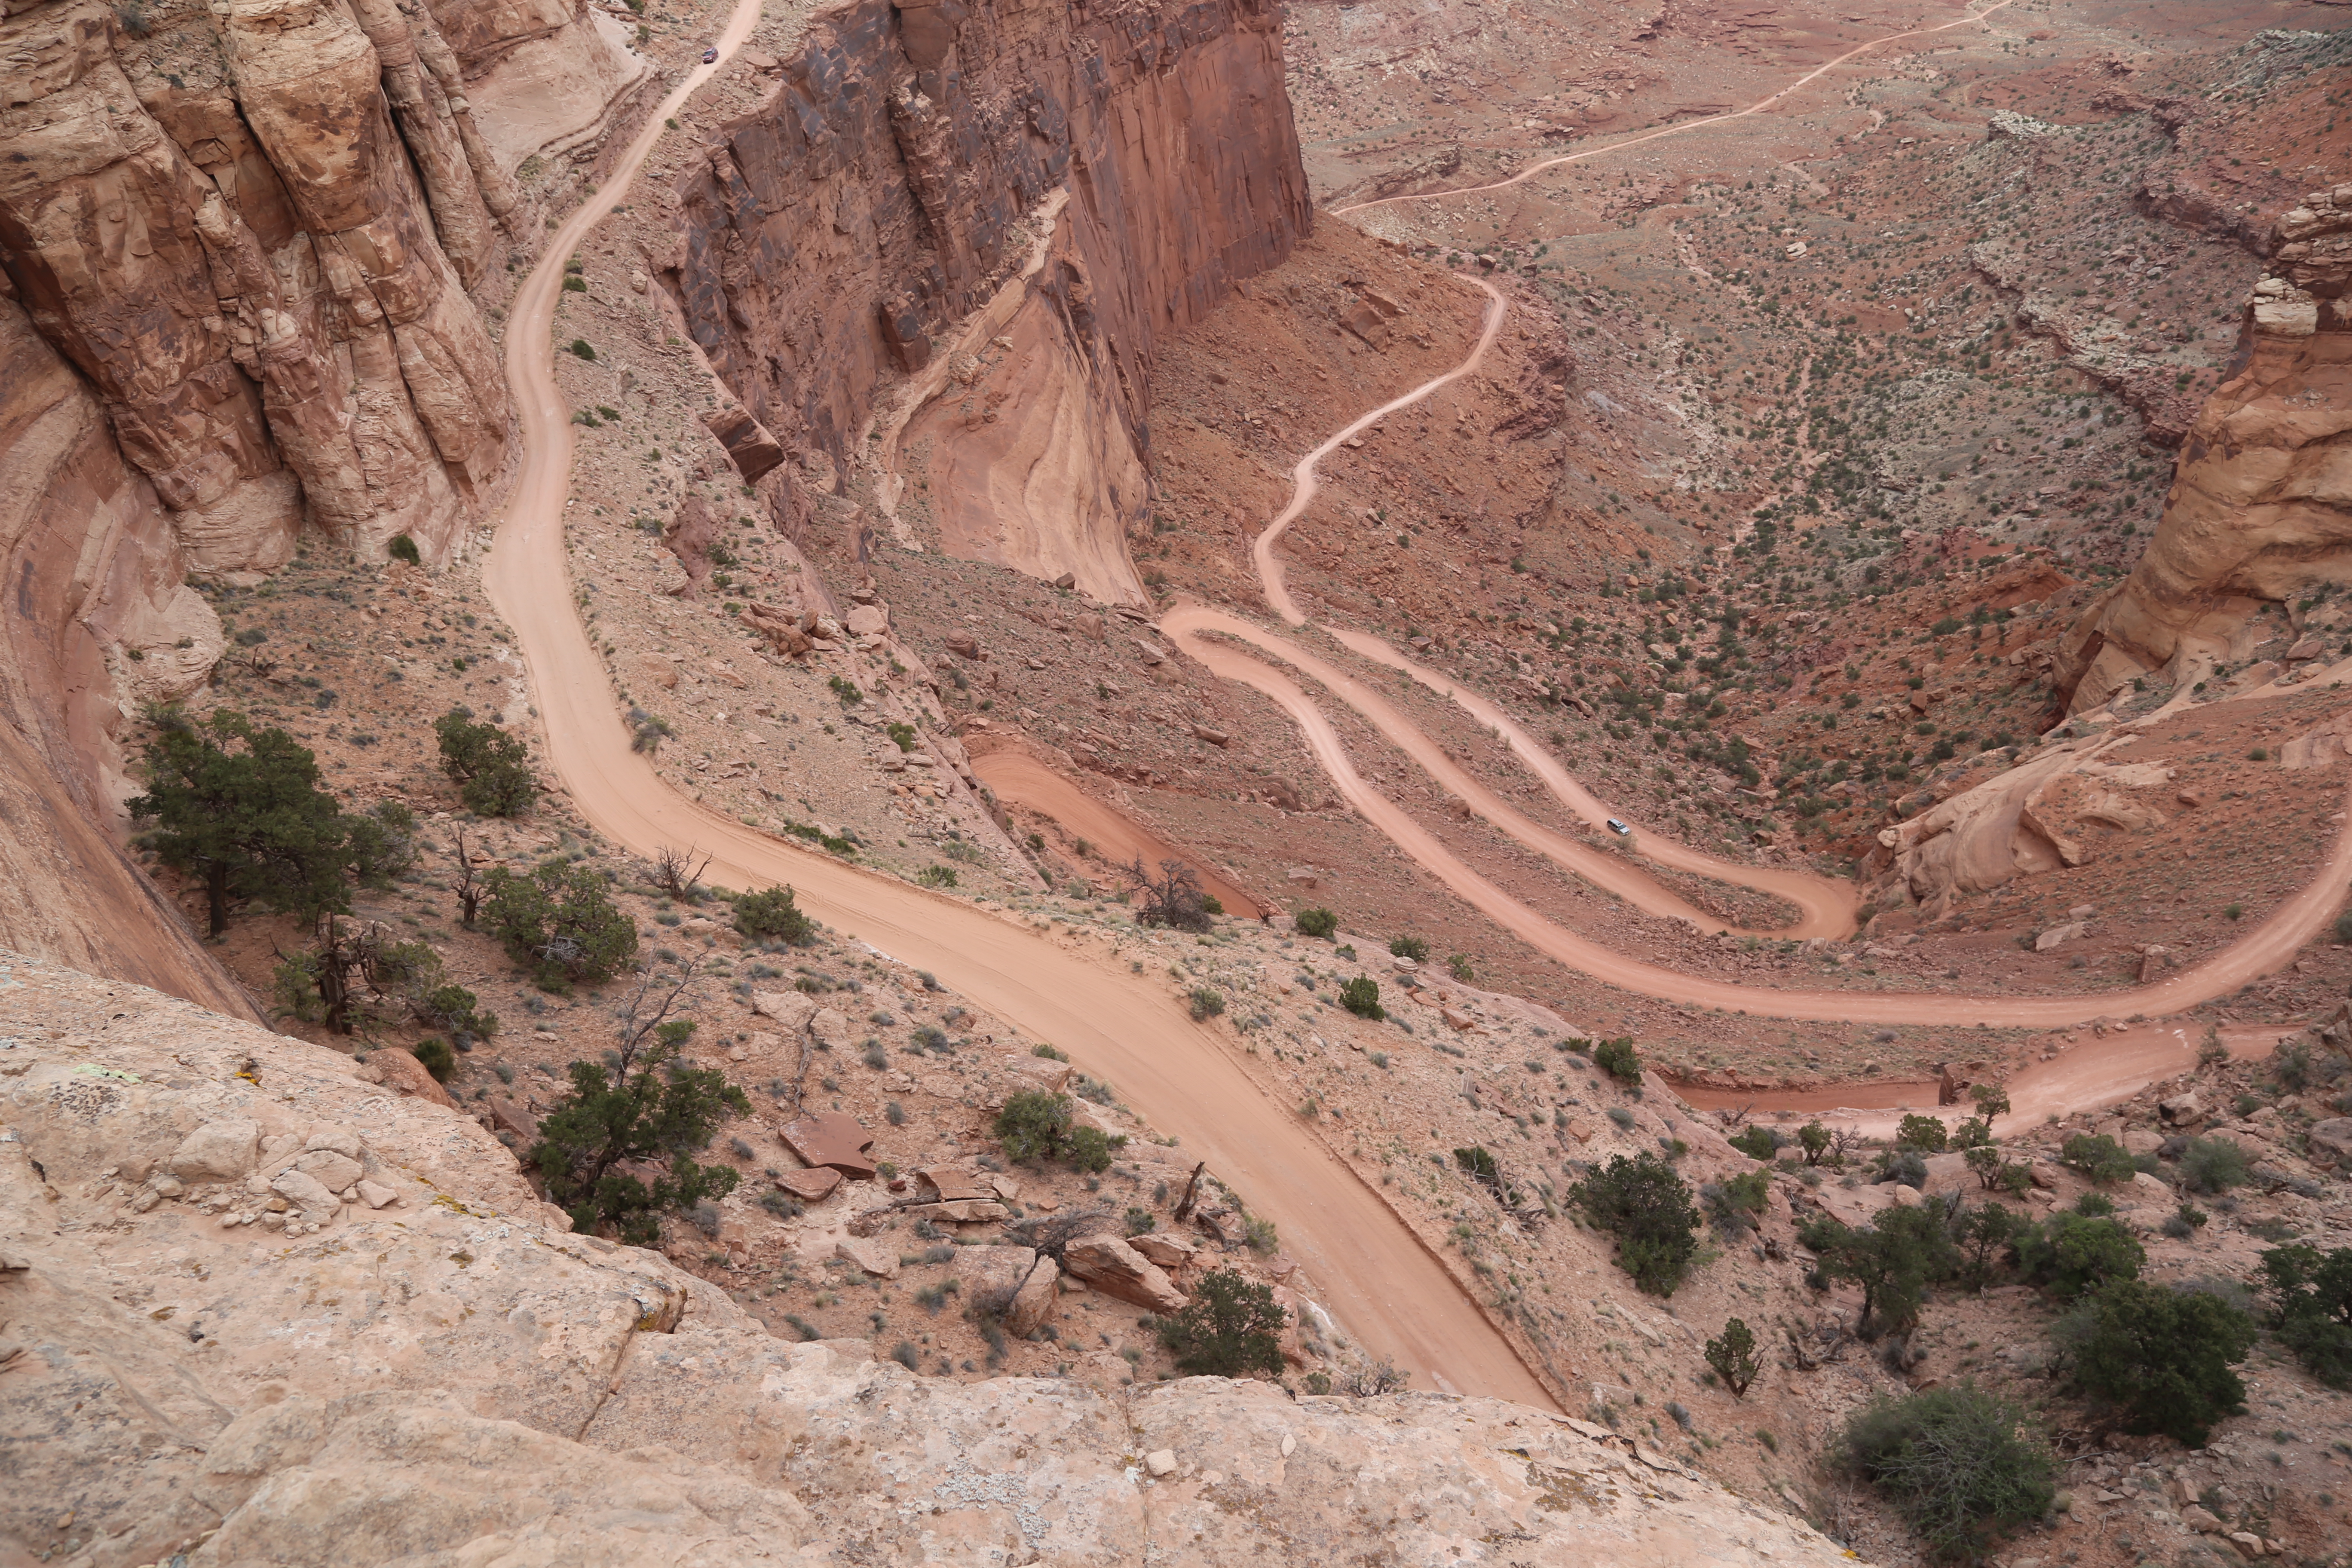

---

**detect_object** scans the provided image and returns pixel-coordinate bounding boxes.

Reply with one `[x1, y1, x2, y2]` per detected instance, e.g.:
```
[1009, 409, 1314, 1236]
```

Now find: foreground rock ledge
[0, 951, 1853, 1566]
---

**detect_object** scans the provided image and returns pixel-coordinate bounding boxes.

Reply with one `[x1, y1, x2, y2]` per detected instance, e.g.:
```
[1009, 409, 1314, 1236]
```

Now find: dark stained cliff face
[666, 0, 1311, 600]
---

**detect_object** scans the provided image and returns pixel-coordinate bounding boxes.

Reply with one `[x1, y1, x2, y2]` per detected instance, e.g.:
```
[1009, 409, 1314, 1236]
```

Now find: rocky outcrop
[0, 0, 644, 1008]
[2054, 184, 2352, 714]
[1865, 736, 2179, 916]
[667, 0, 1311, 603]
[1, 952, 1857, 1568]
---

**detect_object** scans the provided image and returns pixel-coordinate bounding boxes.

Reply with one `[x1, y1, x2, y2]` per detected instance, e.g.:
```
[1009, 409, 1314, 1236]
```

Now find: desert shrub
[411, 1036, 456, 1082]
[1895, 1113, 1949, 1152]
[1729, 1125, 1779, 1161]
[1125, 1207, 1157, 1235]
[2014, 1212, 2143, 1300]
[2064, 1279, 2256, 1445]
[479, 861, 637, 987]
[1570, 1152, 1700, 1296]
[735, 884, 815, 943]
[1706, 1317, 1761, 1397]
[2058, 1133, 2135, 1186]
[1796, 1120, 1833, 1166]
[1188, 987, 1225, 1021]
[1066, 1124, 1123, 1173]
[433, 709, 536, 817]
[1124, 857, 1211, 931]
[387, 533, 421, 564]
[1389, 935, 1429, 961]
[2177, 1135, 2251, 1194]
[1876, 1148, 1929, 1188]
[1156, 1268, 1286, 1377]
[994, 1089, 1124, 1171]
[1950, 1116, 1993, 1149]
[890, 1341, 919, 1370]
[1339, 977, 1384, 1019]
[1703, 1169, 1770, 1234]
[1592, 1036, 1642, 1083]
[1955, 1201, 2019, 1291]
[528, 1022, 749, 1243]
[1293, 906, 1337, 939]
[1840, 1383, 2056, 1559]
[1798, 1205, 1960, 1336]
[2259, 1243, 2352, 1388]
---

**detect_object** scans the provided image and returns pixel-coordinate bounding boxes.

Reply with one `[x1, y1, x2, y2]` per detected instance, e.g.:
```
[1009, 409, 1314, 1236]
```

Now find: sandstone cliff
[0, 0, 640, 1001]
[2055, 183, 2352, 714]
[666, 0, 1311, 603]
[0, 950, 1855, 1567]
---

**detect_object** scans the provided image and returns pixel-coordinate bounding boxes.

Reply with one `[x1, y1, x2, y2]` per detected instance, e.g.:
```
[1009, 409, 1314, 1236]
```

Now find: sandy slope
[483, 0, 1553, 1406]
[966, 748, 1259, 913]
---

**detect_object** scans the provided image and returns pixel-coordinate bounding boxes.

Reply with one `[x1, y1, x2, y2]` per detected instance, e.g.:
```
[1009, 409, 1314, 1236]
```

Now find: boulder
[780, 1111, 877, 1178]
[776, 1167, 844, 1202]
[810, 1008, 855, 1054]
[1062, 1234, 1186, 1313]
[944, 632, 982, 658]
[168, 1119, 260, 1182]
[752, 989, 820, 1032]
[844, 604, 889, 638]
[269, 1168, 340, 1225]
[834, 1236, 900, 1279]
[489, 1097, 540, 1145]
[1130, 1232, 1197, 1270]
[1009, 1255, 1061, 1335]
[2160, 1091, 2205, 1126]
[292, 1150, 364, 1194]
[951, 1245, 1036, 1311]
[2034, 922, 2086, 952]
[902, 1199, 1010, 1223]
[2306, 1118, 2352, 1164]
[372, 1048, 458, 1109]
[915, 1167, 993, 1202]
[355, 1180, 399, 1210]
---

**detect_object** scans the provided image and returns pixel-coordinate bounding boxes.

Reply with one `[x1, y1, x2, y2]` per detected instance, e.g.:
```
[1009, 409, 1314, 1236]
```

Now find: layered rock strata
[0, 0, 639, 1001]
[0, 952, 1856, 1567]
[2055, 185, 2352, 713]
[666, 0, 1311, 603]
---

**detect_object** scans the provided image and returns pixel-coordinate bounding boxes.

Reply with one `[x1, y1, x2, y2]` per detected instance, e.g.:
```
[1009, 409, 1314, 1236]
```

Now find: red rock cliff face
[2055, 183, 2352, 713]
[666, 0, 1309, 602]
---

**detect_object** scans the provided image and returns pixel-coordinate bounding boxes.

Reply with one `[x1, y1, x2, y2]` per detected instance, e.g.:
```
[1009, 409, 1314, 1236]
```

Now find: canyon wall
[2055, 184, 2352, 713]
[666, 0, 1311, 603]
[0, 0, 641, 1002]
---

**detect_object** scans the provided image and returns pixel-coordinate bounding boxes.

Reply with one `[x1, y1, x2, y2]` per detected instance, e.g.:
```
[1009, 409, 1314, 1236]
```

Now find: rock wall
[2055, 184, 2352, 713]
[0, 0, 640, 1007]
[0, 950, 1858, 1568]
[666, 0, 1311, 603]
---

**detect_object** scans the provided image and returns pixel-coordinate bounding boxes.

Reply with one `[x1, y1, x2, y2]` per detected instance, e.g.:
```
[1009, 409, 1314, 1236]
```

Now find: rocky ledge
[0, 949, 1853, 1566]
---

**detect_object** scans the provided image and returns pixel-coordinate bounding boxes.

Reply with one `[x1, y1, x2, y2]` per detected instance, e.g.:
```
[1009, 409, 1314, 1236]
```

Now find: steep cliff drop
[0, 0, 643, 1004]
[2055, 186, 2352, 714]
[664, 0, 1311, 604]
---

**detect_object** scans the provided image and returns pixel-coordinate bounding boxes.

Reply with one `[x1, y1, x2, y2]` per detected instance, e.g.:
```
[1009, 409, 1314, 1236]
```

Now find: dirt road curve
[482, 0, 1554, 1407]
[1332, 0, 2021, 217]
[1162, 604, 2352, 1025]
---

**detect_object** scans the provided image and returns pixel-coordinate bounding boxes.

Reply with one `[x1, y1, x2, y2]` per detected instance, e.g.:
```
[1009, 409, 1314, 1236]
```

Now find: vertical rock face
[2055, 184, 2352, 713]
[0, 0, 637, 1006]
[668, 0, 1311, 601]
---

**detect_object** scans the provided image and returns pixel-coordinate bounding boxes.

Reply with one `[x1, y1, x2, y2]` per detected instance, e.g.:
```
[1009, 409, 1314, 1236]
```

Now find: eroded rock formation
[2055, 184, 2352, 713]
[666, 0, 1311, 603]
[1, 952, 1854, 1567]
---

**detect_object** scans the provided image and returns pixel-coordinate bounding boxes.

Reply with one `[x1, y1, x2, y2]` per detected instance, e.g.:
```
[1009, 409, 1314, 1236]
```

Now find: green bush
[1796, 1120, 1833, 1166]
[411, 1036, 456, 1082]
[1067, 1124, 1123, 1173]
[1592, 1036, 1642, 1083]
[1798, 1205, 1960, 1336]
[1388, 935, 1429, 962]
[1293, 906, 1337, 939]
[1729, 1124, 1779, 1161]
[1705, 1317, 1760, 1398]
[2177, 1135, 2251, 1195]
[1840, 1383, 2056, 1559]
[2014, 1212, 2143, 1300]
[1339, 977, 1384, 1019]
[2058, 1132, 2135, 1186]
[1188, 987, 1225, 1021]
[387, 533, 421, 565]
[2065, 1280, 2255, 1446]
[734, 884, 815, 944]
[433, 709, 536, 817]
[2259, 1243, 2352, 1388]
[1155, 1268, 1286, 1377]
[1895, 1113, 1949, 1152]
[993, 1090, 1124, 1171]
[1569, 1152, 1700, 1296]
[528, 1022, 749, 1243]
[1955, 1201, 2019, 1291]
[479, 861, 637, 987]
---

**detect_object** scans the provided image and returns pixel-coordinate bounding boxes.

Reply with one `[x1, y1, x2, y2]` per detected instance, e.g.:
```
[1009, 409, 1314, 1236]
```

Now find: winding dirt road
[1332, 0, 2021, 218]
[483, 0, 1553, 1406]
